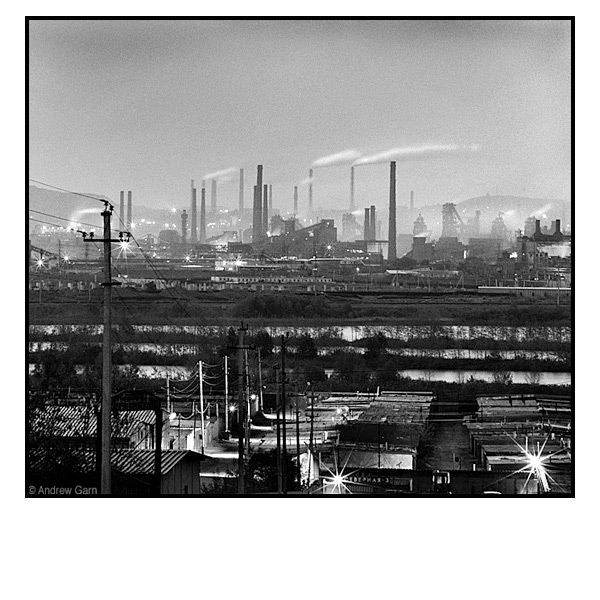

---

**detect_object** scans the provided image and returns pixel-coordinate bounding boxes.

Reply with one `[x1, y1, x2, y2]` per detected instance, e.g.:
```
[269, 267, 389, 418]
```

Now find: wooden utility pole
[295, 387, 300, 487]
[199, 361, 205, 454]
[237, 324, 248, 494]
[244, 345, 250, 456]
[257, 348, 264, 412]
[224, 355, 229, 434]
[281, 335, 288, 493]
[307, 387, 315, 487]
[82, 203, 130, 495]
[275, 365, 282, 494]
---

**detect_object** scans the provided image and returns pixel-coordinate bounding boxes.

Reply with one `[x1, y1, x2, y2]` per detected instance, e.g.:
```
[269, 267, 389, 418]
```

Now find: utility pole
[308, 386, 315, 488]
[281, 335, 288, 493]
[199, 361, 205, 454]
[244, 345, 250, 456]
[275, 365, 282, 494]
[295, 387, 300, 487]
[257, 348, 264, 412]
[166, 374, 171, 414]
[82, 202, 129, 495]
[224, 355, 229, 435]
[237, 323, 248, 494]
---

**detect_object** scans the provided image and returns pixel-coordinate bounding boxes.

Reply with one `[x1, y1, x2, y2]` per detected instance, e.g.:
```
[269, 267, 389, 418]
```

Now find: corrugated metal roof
[112, 449, 202, 476]
[30, 406, 156, 438]
[28, 447, 204, 476]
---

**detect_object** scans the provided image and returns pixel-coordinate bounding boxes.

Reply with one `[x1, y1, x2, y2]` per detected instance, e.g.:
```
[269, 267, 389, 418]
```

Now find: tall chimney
[239, 168, 244, 213]
[388, 161, 397, 261]
[181, 210, 188, 245]
[309, 169, 314, 213]
[252, 185, 261, 243]
[263, 183, 269, 234]
[350, 167, 355, 210]
[211, 180, 217, 214]
[410, 190, 414, 211]
[119, 191, 125, 226]
[535, 219, 541, 235]
[127, 191, 132, 229]
[252, 165, 263, 242]
[269, 184, 273, 217]
[293, 186, 298, 215]
[370, 205, 376, 241]
[364, 208, 370, 242]
[200, 185, 206, 243]
[555, 219, 561, 235]
[191, 180, 198, 244]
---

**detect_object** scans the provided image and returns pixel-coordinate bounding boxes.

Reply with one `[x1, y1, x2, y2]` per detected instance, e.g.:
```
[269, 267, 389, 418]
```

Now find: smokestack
[263, 183, 269, 234]
[309, 168, 314, 213]
[370, 205, 376, 241]
[119, 191, 125, 226]
[252, 166, 263, 242]
[350, 167, 355, 210]
[191, 180, 197, 244]
[252, 186, 261, 242]
[239, 168, 244, 213]
[127, 191, 132, 229]
[181, 210, 188, 245]
[555, 219, 561, 235]
[364, 208, 370, 242]
[388, 161, 397, 261]
[293, 186, 298, 215]
[200, 185, 206, 243]
[269, 184, 273, 217]
[535, 219, 541, 235]
[410, 190, 414, 211]
[211, 180, 217, 214]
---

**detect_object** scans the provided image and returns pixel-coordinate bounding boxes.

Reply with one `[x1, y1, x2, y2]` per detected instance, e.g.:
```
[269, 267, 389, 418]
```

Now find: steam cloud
[203, 167, 238, 181]
[353, 144, 480, 167]
[311, 149, 362, 168]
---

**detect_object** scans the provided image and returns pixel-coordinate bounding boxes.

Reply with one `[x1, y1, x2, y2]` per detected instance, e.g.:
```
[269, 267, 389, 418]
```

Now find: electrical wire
[29, 178, 112, 206]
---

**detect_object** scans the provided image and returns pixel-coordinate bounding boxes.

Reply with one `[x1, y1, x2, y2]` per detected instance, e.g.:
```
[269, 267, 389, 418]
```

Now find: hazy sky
[29, 19, 571, 213]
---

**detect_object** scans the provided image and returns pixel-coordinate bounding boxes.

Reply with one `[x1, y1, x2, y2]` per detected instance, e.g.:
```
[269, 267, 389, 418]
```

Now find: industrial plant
[28, 156, 572, 497]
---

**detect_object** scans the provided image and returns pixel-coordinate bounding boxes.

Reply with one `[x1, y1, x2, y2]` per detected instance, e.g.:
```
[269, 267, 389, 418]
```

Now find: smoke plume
[203, 167, 238, 181]
[353, 144, 479, 167]
[311, 149, 362, 168]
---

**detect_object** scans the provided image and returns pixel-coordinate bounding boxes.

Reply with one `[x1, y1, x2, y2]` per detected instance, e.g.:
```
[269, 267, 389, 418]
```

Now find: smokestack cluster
[388, 161, 397, 261]
[252, 165, 263, 242]
[127, 191, 132, 229]
[364, 206, 377, 241]
[200, 184, 206, 243]
[239, 168, 244, 213]
[191, 180, 197, 244]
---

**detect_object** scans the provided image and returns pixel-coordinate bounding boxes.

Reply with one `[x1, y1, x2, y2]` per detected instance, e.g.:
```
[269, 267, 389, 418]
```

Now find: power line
[29, 178, 112, 206]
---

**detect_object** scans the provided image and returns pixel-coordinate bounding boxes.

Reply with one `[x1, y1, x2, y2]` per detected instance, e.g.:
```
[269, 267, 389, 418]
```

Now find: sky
[29, 19, 571, 213]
